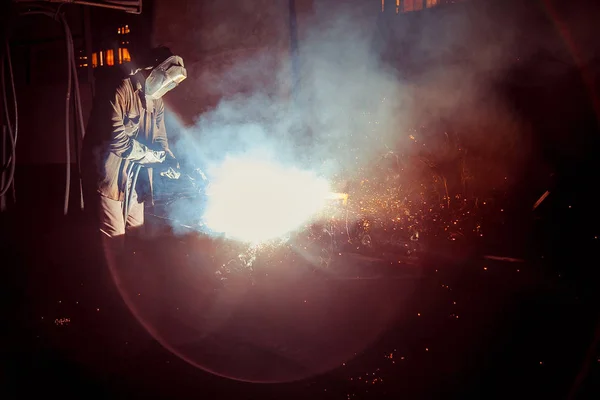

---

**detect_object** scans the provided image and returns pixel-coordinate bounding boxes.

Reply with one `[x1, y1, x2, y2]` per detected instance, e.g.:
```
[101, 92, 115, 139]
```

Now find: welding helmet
[145, 55, 187, 99]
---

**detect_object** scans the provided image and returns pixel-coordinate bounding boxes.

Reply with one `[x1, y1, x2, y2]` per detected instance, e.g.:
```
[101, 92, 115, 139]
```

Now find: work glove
[160, 149, 181, 179]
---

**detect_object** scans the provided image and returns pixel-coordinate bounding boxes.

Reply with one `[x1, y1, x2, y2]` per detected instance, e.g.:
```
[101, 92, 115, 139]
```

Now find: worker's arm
[109, 84, 164, 163]
[153, 99, 176, 158]
[153, 99, 181, 178]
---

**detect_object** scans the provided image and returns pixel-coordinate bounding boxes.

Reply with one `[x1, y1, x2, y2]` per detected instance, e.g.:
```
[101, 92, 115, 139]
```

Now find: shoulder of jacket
[115, 77, 134, 95]
[112, 79, 136, 107]
[119, 77, 134, 91]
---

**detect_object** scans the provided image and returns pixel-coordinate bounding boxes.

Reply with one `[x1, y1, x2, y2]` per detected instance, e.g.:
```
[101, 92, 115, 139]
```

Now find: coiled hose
[19, 7, 86, 215]
[1, 38, 17, 199]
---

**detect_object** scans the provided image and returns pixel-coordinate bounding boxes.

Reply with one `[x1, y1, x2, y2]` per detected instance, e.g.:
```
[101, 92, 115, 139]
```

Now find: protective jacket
[91, 71, 170, 203]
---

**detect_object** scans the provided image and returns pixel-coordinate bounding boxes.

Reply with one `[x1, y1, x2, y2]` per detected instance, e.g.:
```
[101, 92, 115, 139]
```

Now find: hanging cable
[21, 6, 87, 214]
[59, 10, 87, 212]
[65, 17, 86, 210]
[63, 15, 73, 216]
[3, 39, 18, 145]
[1, 37, 17, 198]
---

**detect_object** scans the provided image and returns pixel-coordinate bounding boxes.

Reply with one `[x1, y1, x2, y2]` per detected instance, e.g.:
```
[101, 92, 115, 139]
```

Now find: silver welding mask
[145, 55, 187, 100]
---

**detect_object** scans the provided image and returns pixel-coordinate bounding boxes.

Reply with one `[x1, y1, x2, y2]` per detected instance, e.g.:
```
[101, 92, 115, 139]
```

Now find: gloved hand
[160, 149, 181, 179]
[160, 167, 181, 180]
[138, 149, 166, 165]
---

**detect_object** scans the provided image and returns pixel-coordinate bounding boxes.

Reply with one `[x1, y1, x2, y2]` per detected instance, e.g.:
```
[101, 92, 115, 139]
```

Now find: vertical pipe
[288, 0, 300, 100]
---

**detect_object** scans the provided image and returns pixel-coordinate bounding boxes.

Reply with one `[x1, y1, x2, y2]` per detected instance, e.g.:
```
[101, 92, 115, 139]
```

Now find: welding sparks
[202, 156, 332, 243]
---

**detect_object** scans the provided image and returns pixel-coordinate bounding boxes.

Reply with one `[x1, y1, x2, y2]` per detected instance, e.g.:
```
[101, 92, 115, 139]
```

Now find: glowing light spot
[203, 156, 332, 243]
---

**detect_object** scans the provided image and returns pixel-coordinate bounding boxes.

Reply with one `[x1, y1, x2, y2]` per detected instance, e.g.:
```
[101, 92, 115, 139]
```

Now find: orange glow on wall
[92, 52, 98, 68]
[118, 25, 131, 34]
[99, 51, 104, 66]
[123, 48, 131, 62]
[384, 0, 442, 13]
[106, 49, 115, 66]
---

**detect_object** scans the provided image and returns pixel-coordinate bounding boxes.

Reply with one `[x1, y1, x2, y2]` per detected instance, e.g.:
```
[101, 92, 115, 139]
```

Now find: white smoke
[163, 1, 525, 241]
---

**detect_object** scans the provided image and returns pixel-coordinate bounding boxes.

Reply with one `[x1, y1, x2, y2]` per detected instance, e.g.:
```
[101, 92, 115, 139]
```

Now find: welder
[83, 46, 187, 258]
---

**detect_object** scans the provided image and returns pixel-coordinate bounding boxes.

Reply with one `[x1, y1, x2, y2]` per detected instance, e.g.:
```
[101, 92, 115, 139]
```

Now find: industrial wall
[152, 0, 297, 126]
[5, 7, 88, 165]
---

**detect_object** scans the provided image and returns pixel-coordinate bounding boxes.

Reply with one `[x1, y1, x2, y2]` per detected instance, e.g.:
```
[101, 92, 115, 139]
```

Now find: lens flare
[202, 156, 332, 243]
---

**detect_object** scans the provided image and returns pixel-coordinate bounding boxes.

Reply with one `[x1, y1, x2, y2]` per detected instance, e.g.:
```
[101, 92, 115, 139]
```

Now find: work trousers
[98, 189, 144, 264]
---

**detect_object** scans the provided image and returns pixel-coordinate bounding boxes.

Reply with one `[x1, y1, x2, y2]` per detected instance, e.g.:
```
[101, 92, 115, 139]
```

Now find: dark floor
[2, 165, 600, 399]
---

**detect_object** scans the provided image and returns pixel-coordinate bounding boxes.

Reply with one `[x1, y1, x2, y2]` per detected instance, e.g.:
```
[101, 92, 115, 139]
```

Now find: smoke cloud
[162, 0, 528, 238]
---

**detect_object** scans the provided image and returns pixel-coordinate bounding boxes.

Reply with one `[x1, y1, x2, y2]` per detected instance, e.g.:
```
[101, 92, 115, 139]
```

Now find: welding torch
[122, 150, 184, 221]
[326, 192, 349, 205]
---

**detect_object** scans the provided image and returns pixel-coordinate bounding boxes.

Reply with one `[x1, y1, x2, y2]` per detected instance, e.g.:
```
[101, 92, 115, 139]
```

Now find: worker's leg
[125, 188, 145, 255]
[98, 194, 126, 267]
[99, 194, 126, 240]
[125, 188, 144, 233]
